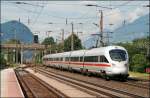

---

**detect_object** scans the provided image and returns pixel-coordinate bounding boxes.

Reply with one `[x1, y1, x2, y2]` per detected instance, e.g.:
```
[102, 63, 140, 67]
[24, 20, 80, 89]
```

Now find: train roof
[70, 50, 87, 57]
[43, 46, 127, 58]
[84, 46, 126, 56]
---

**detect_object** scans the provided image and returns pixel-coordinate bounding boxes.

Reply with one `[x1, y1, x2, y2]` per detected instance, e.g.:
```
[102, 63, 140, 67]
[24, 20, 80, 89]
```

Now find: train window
[70, 57, 79, 61]
[57, 58, 59, 61]
[109, 49, 127, 61]
[84, 56, 98, 62]
[53, 58, 55, 61]
[65, 57, 70, 61]
[100, 56, 108, 63]
[80, 57, 83, 62]
[47, 58, 53, 61]
[60, 58, 63, 61]
[49, 58, 53, 61]
[70, 57, 72, 61]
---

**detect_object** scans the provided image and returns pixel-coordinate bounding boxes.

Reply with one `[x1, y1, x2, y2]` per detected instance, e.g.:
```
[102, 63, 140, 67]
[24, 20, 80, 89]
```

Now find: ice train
[43, 46, 129, 80]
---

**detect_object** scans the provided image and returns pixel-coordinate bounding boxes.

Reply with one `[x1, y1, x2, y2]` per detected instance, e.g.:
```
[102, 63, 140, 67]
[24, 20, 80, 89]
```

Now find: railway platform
[0, 68, 24, 98]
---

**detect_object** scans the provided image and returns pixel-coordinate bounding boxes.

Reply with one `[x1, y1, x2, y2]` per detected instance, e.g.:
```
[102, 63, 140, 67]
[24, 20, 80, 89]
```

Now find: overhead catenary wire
[3, 0, 147, 22]
[1, 1, 149, 42]
[31, 1, 47, 25]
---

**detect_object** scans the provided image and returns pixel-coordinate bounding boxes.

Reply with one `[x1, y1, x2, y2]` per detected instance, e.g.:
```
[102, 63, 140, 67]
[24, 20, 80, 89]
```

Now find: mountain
[1, 20, 33, 43]
[83, 14, 149, 48]
[111, 14, 149, 43]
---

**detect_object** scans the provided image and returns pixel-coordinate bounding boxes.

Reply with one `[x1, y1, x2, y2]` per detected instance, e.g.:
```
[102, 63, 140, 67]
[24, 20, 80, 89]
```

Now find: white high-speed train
[43, 46, 129, 80]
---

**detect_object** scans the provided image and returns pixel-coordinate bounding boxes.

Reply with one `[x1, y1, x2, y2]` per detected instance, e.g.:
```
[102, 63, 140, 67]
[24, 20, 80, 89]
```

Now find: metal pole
[14, 28, 17, 64]
[21, 44, 23, 64]
[34, 48, 37, 72]
[99, 10, 104, 47]
[71, 22, 74, 51]
[62, 29, 64, 52]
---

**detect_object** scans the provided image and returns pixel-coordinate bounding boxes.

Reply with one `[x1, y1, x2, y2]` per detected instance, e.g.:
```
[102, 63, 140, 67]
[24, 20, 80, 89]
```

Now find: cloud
[80, 1, 98, 6]
[104, 8, 123, 30]
[127, 7, 149, 23]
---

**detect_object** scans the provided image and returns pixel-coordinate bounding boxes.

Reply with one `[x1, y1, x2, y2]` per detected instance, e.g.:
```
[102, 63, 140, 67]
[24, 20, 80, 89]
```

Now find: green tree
[64, 33, 82, 51]
[42, 37, 55, 45]
[41, 37, 56, 54]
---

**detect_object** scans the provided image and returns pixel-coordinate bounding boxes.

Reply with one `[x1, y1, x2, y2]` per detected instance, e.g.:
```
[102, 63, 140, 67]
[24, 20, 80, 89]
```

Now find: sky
[1, 1, 149, 43]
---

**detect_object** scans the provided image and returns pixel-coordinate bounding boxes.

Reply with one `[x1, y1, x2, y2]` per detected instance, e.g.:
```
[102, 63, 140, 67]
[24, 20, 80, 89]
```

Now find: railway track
[36, 67, 148, 98]
[47, 65, 150, 89]
[122, 79, 150, 89]
[15, 68, 67, 98]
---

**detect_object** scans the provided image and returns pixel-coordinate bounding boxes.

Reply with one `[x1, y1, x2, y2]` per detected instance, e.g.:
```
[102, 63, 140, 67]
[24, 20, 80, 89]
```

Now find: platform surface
[0, 68, 24, 98]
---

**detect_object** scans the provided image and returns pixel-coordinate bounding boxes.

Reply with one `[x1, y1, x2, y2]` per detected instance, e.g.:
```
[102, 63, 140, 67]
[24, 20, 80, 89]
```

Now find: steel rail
[15, 68, 68, 98]
[38, 67, 148, 98]
[15, 69, 36, 98]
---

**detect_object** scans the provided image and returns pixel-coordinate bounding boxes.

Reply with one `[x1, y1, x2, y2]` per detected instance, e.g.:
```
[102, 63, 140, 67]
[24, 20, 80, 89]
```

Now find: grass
[129, 71, 150, 80]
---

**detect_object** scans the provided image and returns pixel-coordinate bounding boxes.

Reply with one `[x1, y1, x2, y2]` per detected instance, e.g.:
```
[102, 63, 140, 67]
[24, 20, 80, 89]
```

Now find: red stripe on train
[46, 61, 111, 67]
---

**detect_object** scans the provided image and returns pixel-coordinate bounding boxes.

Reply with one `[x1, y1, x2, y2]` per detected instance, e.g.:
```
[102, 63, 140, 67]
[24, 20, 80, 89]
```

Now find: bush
[132, 54, 147, 73]
[132, 64, 149, 73]
[0, 53, 6, 66]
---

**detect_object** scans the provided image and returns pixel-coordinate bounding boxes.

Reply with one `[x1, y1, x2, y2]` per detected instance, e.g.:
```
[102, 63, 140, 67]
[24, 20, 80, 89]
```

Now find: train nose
[111, 63, 128, 74]
[112, 67, 128, 74]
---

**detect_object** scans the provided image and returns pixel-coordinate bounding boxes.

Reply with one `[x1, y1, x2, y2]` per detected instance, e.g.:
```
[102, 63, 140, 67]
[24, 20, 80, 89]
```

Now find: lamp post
[61, 29, 64, 52]
[77, 23, 83, 36]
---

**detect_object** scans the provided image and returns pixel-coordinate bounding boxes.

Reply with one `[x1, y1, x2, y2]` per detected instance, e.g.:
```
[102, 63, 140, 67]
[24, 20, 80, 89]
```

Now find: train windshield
[109, 49, 127, 61]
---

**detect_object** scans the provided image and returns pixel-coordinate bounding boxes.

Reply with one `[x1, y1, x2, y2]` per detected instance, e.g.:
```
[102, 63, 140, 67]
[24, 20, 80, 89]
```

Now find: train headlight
[112, 63, 116, 66]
